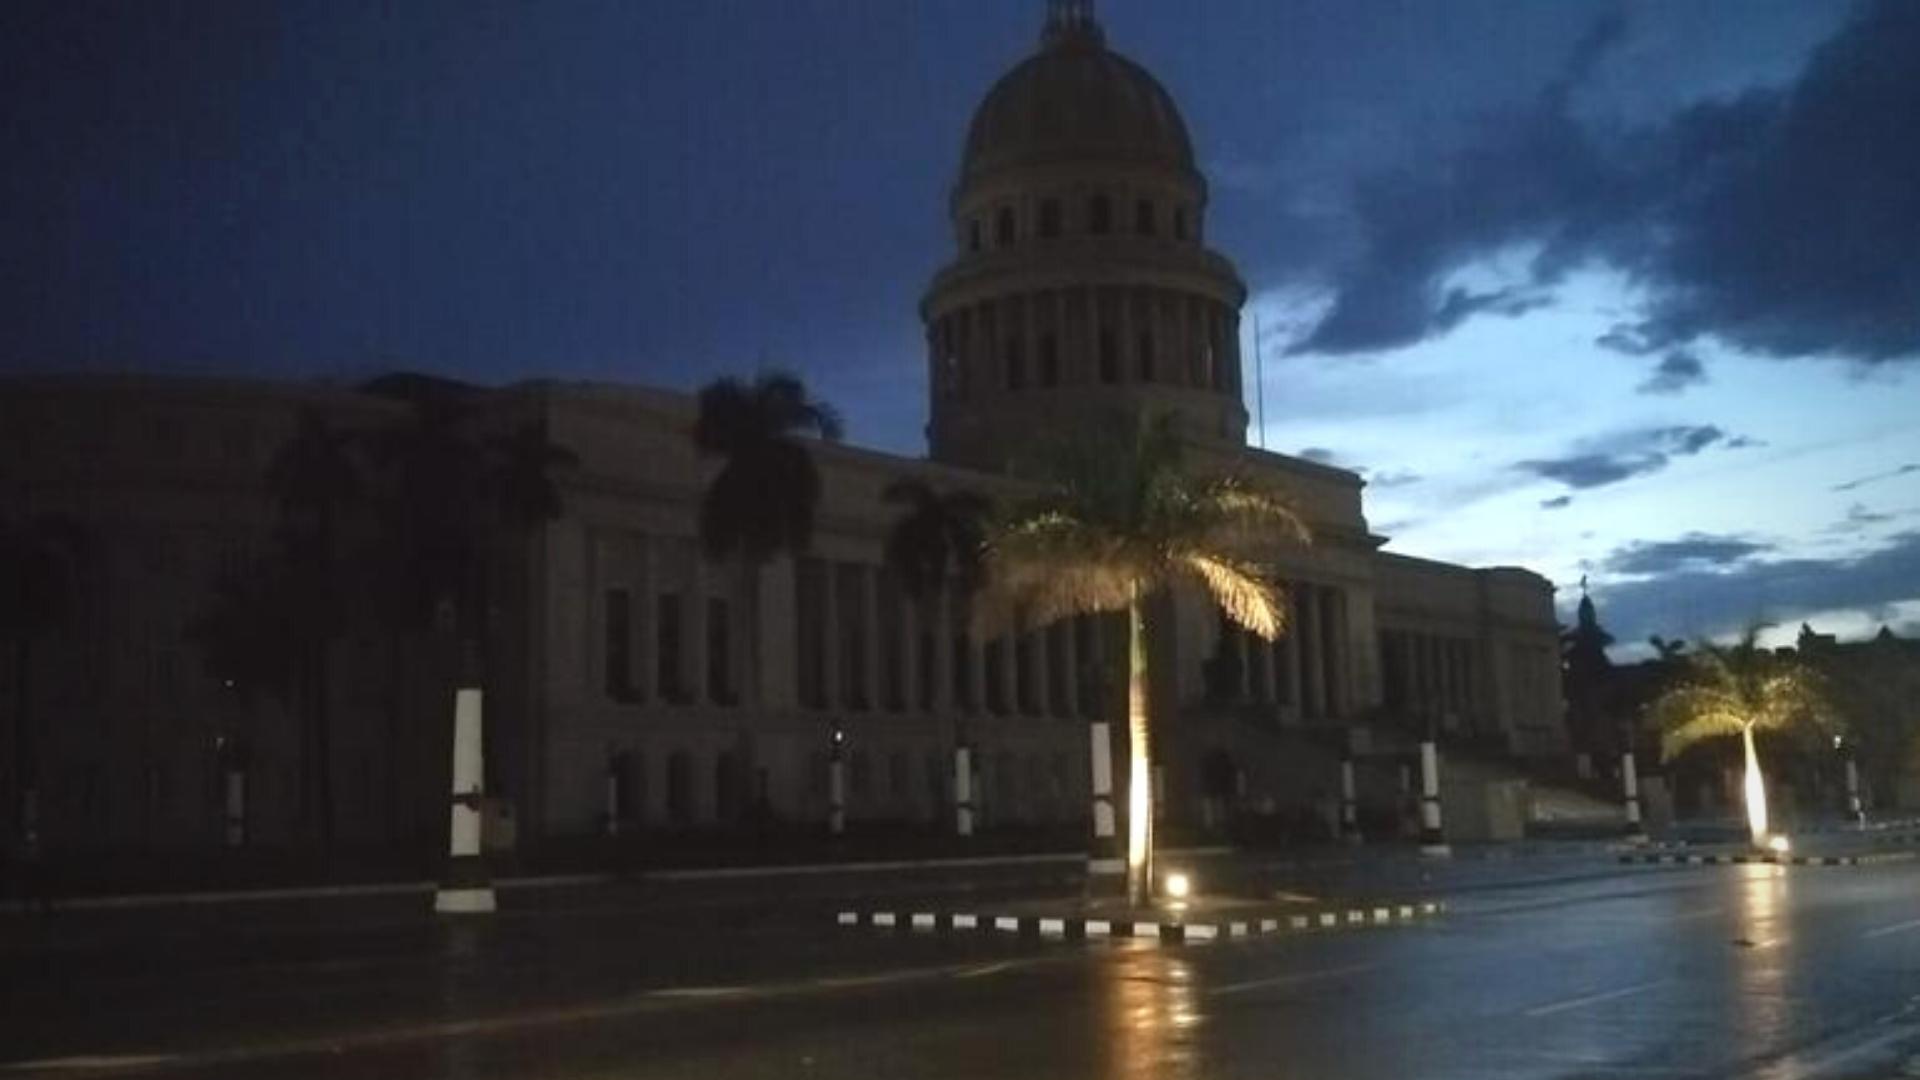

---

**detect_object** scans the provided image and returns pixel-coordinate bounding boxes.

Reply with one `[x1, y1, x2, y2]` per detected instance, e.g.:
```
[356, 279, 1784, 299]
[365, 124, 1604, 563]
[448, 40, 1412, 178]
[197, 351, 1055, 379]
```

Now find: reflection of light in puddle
[1732, 864, 1790, 1040]
[1107, 946, 1202, 1079]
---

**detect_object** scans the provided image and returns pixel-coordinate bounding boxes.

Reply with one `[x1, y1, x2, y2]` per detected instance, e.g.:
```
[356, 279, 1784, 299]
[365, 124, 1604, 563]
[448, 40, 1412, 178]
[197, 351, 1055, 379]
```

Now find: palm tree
[692, 371, 844, 565]
[1649, 625, 1837, 848]
[881, 478, 991, 715]
[1, 513, 86, 845]
[981, 413, 1310, 905]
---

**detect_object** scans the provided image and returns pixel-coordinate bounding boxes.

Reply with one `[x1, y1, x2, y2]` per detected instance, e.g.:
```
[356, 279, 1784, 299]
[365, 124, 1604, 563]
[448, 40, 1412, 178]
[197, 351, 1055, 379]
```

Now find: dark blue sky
[5, 1, 1917, 649]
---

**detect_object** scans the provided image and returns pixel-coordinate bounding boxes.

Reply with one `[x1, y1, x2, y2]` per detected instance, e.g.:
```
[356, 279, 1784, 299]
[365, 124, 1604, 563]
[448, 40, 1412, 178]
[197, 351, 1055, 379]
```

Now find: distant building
[0, 5, 1565, 854]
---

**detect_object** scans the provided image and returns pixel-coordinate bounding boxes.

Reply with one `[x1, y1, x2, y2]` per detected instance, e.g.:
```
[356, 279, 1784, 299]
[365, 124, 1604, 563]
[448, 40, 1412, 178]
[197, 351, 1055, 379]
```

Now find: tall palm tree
[1, 513, 86, 845]
[981, 413, 1309, 905]
[264, 408, 361, 849]
[692, 371, 843, 565]
[1649, 625, 1836, 847]
[881, 478, 991, 711]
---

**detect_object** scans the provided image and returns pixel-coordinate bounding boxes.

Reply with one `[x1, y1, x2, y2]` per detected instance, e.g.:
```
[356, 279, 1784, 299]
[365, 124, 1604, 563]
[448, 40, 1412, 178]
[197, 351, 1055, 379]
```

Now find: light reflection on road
[1107, 943, 1201, 1080]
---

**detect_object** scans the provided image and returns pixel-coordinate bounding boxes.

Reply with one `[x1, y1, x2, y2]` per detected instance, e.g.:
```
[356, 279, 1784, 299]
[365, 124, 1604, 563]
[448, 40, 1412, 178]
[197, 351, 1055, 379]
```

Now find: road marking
[1524, 980, 1663, 1017]
[1210, 963, 1379, 997]
[1864, 918, 1920, 939]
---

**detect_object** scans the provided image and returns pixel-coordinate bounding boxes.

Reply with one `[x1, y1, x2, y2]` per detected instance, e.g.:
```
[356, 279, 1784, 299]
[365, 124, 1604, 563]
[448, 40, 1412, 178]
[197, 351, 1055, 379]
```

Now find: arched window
[1088, 194, 1112, 235]
[1135, 199, 1155, 236]
[1038, 198, 1061, 239]
[996, 206, 1016, 246]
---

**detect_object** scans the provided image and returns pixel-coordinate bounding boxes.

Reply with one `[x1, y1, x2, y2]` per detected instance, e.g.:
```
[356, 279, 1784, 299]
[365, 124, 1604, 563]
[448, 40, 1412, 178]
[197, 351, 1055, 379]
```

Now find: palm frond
[1178, 550, 1283, 640]
[1657, 707, 1748, 761]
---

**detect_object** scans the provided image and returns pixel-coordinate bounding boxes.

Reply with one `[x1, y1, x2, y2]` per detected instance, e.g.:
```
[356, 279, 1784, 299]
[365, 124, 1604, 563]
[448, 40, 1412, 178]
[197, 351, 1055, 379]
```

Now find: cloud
[1828, 503, 1894, 533]
[1287, 1, 1920, 365]
[1591, 528, 1920, 647]
[1636, 350, 1708, 395]
[1368, 468, 1423, 488]
[1832, 462, 1920, 493]
[1516, 424, 1731, 490]
[1299, 447, 1339, 464]
[1605, 532, 1772, 576]
[1540, 495, 1574, 510]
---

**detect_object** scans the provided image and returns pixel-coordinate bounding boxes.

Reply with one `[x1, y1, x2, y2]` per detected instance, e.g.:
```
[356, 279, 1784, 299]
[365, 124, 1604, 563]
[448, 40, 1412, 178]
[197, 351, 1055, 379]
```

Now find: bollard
[434, 687, 496, 915]
[1418, 740, 1450, 858]
[1339, 757, 1361, 845]
[1622, 750, 1649, 842]
[953, 745, 974, 837]
[1087, 722, 1121, 875]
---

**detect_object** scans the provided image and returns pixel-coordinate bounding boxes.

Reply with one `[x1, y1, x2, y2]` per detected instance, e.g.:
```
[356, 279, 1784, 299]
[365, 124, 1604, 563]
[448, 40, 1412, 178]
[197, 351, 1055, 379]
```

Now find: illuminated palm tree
[1649, 625, 1836, 848]
[981, 413, 1309, 905]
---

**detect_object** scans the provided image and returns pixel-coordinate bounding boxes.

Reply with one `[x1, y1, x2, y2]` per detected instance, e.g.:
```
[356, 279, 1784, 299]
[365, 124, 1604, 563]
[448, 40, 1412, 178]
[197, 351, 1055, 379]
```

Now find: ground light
[1766, 834, 1791, 854]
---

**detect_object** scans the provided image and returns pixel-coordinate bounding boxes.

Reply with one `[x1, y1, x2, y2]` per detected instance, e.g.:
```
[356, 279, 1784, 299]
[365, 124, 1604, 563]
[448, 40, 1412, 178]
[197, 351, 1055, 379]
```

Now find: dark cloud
[1592, 529, 1920, 647]
[1517, 424, 1731, 490]
[1299, 447, 1339, 464]
[1290, 1, 1920, 365]
[1368, 468, 1423, 488]
[1828, 503, 1895, 533]
[1833, 462, 1920, 493]
[1606, 532, 1771, 576]
[1540, 495, 1574, 510]
[1636, 350, 1708, 395]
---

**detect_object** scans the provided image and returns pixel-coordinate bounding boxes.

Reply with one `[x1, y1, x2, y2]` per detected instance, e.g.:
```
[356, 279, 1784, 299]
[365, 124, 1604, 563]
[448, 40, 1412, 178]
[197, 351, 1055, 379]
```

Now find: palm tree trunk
[1742, 724, 1768, 847]
[1126, 587, 1154, 908]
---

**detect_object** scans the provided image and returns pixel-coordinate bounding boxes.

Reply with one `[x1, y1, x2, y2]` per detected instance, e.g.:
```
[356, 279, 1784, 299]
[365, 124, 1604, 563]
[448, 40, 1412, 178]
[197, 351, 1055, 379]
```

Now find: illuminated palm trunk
[1126, 590, 1154, 907]
[1742, 724, 1768, 848]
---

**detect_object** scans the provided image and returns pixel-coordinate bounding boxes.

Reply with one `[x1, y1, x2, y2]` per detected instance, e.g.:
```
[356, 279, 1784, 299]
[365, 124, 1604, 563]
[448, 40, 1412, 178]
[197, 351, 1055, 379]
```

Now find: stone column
[1060, 616, 1080, 717]
[862, 564, 882, 712]
[930, 582, 953, 713]
[1283, 583, 1304, 716]
[820, 560, 839, 710]
[687, 548, 708, 706]
[1118, 286, 1135, 382]
[1028, 618, 1049, 717]
[755, 555, 797, 710]
[1299, 586, 1325, 718]
[967, 615, 988, 716]
[1330, 587, 1352, 717]
[638, 535, 658, 701]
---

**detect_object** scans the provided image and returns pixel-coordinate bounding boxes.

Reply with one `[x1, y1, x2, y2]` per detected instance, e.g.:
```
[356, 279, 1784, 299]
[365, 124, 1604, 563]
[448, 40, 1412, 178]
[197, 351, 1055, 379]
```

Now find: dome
[960, 12, 1196, 183]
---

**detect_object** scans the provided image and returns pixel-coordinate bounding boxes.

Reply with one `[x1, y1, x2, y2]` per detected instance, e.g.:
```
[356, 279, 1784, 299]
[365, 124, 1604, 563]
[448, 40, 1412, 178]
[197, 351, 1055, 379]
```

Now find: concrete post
[954, 744, 974, 837]
[1418, 740, 1450, 858]
[1339, 757, 1361, 845]
[1622, 750, 1648, 842]
[434, 687, 495, 914]
[223, 769, 246, 848]
[1088, 721, 1121, 875]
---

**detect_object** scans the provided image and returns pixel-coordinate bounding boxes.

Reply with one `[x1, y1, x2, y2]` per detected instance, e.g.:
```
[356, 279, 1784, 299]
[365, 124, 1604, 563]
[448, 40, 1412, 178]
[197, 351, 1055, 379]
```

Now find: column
[862, 564, 882, 712]
[996, 631, 1017, 716]
[1118, 286, 1135, 383]
[820, 560, 839, 710]
[930, 582, 953, 713]
[638, 535, 658, 701]
[1330, 587, 1352, 717]
[687, 547, 708, 706]
[1283, 583, 1304, 717]
[1221, 618, 1246, 702]
[967, 612, 987, 716]
[1061, 616, 1080, 717]
[1300, 586, 1325, 718]
[1320, 586, 1342, 718]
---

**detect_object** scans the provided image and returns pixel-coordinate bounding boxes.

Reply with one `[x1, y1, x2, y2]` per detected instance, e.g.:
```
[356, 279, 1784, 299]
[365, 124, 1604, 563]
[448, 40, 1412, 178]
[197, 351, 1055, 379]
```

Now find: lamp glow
[1766, 834, 1790, 854]
[1164, 871, 1192, 900]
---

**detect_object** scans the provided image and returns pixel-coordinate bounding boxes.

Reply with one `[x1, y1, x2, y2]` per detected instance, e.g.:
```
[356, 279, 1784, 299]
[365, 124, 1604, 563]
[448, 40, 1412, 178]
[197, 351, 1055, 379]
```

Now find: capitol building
[0, 4, 1565, 856]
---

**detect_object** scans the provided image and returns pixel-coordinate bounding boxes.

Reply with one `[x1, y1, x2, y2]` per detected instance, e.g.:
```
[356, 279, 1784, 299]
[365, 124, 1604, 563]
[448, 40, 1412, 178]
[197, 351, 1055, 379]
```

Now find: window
[995, 206, 1016, 246]
[1137, 332, 1155, 382]
[604, 588, 636, 701]
[1098, 330, 1119, 383]
[1088, 194, 1112, 235]
[658, 593, 686, 703]
[1039, 334, 1059, 387]
[968, 219, 982, 252]
[1038, 198, 1061, 238]
[1135, 198, 1155, 235]
[1005, 337, 1026, 390]
[1173, 206, 1189, 241]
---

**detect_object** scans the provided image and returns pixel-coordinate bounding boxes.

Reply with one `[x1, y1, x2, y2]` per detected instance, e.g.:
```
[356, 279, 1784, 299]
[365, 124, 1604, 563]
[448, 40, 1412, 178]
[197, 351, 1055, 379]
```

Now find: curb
[0, 846, 1239, 915]
[1618, 851, 1915, 867]
[834, 899, 1445, 946]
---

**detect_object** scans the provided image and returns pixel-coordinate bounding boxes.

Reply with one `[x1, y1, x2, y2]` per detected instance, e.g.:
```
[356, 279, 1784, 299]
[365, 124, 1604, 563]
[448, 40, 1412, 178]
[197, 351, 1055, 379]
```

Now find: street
[6, 854, 1920, 1079]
